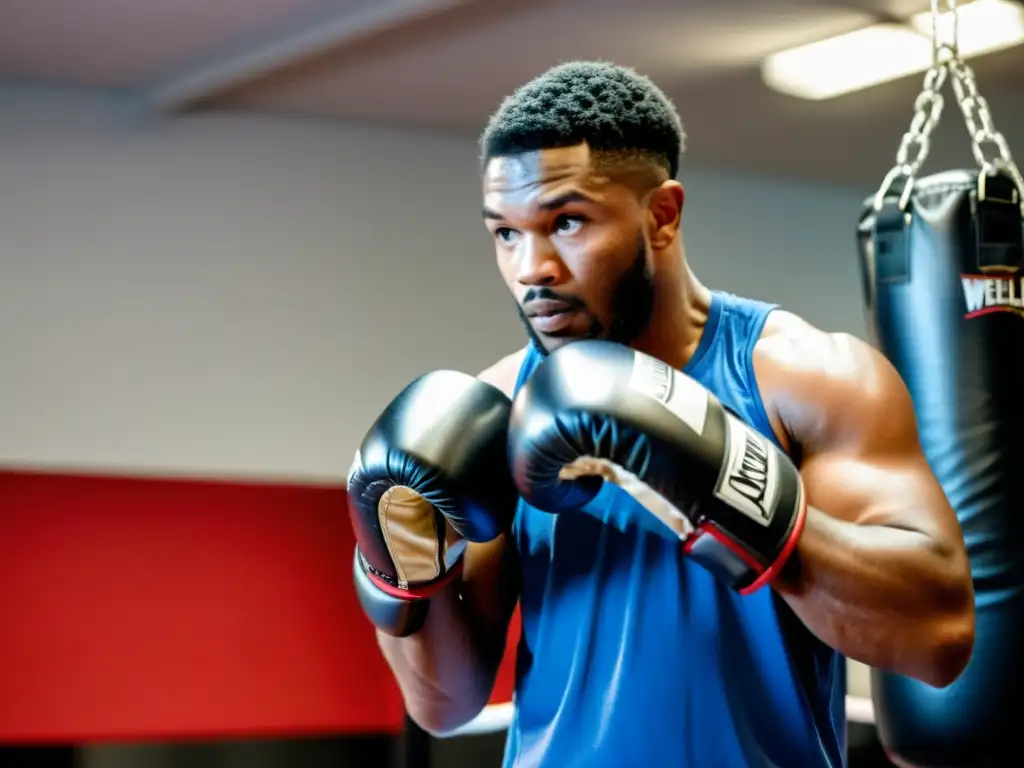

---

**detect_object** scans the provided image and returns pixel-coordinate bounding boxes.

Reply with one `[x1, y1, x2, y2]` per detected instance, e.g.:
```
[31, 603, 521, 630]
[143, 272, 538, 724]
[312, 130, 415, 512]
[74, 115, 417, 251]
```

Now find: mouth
[523, 297, 583, 336]
[526, 299, 575, 318]
[529, 307, 577, 334]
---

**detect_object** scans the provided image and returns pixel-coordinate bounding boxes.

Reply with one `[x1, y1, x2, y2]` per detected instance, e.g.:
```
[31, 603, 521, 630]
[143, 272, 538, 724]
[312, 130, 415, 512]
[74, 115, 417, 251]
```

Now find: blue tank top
[502, 291, 846, 768]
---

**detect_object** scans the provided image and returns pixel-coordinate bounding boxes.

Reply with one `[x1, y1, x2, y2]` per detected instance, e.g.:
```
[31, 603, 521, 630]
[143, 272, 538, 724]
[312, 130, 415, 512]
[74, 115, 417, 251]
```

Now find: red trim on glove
[365, 558, 464, 601]
[740, 489, 808, 596]
[683, 524, 764, 572]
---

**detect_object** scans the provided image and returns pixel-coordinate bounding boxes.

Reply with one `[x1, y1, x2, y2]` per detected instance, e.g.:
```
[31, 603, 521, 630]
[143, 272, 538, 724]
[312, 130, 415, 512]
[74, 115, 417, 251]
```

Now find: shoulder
[754, 310, 864, 378]
[477, 347, 529, 399]
[752, 310, 915, 455]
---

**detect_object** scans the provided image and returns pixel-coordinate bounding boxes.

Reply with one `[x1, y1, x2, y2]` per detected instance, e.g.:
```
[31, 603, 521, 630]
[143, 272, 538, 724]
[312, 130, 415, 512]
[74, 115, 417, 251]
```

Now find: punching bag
[857, 169, 1024, 767]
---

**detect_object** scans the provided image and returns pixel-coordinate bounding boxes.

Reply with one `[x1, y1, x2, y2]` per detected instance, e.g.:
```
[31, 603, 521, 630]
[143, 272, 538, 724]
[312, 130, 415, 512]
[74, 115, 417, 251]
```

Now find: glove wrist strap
[683, 489, 807, 595]
[353, 548, 465, 637]
[353, 549, 429, 637]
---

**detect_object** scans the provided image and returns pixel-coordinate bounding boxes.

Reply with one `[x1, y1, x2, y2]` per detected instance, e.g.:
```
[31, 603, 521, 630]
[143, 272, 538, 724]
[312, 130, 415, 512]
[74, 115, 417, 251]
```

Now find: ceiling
[1, 0, 1022, 186]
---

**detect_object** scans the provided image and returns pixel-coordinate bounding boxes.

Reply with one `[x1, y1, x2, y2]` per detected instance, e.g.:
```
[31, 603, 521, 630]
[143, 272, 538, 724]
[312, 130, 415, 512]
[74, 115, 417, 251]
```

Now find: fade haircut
[480, 61, 685, 180]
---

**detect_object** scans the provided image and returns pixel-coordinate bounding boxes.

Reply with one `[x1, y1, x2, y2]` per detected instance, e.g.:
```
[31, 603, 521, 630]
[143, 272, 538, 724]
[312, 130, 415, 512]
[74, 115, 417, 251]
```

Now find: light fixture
[761, 0, 1024, 100]
[761, 25, 933, 100]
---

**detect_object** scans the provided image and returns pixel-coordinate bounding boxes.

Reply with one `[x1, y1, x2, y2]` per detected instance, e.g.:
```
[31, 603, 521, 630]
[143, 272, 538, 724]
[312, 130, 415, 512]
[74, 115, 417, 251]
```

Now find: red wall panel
[0, 469, 519, 743]
[0, 470, 402, 742]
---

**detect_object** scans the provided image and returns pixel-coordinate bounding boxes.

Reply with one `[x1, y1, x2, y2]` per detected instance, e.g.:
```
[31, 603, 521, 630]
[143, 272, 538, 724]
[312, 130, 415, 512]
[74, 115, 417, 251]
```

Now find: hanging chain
[872, 64, 947, 210]
[874, 0, 1024, 211]
[949, 58, 1024, 196]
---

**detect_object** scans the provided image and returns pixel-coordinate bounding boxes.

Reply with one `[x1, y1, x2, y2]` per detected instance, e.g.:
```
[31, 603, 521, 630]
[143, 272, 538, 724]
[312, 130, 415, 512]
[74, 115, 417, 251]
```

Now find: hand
[507, 340, 806, 593]
[348, 370, 518, 635]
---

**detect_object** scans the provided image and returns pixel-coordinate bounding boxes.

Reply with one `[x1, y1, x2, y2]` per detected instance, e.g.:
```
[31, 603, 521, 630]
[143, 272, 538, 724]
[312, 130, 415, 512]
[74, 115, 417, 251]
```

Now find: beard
[516, 232, 655, 356]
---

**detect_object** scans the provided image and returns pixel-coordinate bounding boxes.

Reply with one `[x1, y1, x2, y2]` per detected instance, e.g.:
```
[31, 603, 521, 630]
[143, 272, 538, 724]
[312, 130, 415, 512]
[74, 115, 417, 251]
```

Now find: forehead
[483, 144, 608, 200]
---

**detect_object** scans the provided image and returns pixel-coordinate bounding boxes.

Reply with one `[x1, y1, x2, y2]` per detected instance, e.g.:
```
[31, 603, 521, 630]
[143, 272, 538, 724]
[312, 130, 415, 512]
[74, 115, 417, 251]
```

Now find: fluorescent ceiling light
[761, 0, 1024, 100]
[762, 25, 933, 100]
[910, 0, 1024, 59]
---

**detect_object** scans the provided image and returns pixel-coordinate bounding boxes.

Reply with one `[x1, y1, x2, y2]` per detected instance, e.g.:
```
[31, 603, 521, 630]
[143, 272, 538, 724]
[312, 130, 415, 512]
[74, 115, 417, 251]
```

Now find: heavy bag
[857, 169, 1024, 767]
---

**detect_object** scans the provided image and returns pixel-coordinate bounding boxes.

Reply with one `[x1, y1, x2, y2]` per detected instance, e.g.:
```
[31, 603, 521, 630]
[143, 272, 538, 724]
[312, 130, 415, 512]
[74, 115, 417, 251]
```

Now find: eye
[494, 227, 519, 245]
[553, 214, 585, 236]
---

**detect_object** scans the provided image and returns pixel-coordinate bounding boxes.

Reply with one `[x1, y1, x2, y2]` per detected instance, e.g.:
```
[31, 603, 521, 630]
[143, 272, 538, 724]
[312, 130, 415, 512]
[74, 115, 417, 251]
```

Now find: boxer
[349, 62, 975, 767]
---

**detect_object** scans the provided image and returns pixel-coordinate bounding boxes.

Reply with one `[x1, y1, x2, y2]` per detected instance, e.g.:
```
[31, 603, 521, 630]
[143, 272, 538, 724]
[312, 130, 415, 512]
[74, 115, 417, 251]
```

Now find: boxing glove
[507, 340, 806, 594]
[347, 370, 518, 636]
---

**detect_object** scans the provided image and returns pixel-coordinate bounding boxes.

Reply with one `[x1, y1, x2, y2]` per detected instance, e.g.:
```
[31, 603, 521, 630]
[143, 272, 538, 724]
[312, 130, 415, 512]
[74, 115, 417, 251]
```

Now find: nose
[516, 235, 566, 287]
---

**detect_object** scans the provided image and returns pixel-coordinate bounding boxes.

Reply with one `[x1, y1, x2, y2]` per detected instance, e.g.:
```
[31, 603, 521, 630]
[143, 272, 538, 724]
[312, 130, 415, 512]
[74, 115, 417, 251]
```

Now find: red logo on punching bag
[960, 273, 1024, 318]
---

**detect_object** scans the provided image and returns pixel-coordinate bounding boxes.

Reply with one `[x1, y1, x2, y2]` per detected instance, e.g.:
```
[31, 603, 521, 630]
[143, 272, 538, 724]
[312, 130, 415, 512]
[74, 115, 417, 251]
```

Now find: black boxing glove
[347, 370, 518, 636]
[507, 340, 806, 594]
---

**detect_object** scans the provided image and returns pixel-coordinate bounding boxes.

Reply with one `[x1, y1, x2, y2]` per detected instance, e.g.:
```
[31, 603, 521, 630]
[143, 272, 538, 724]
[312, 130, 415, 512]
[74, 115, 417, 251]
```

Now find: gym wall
[0, 85, 873, 750]
[0, 85, 869, 480]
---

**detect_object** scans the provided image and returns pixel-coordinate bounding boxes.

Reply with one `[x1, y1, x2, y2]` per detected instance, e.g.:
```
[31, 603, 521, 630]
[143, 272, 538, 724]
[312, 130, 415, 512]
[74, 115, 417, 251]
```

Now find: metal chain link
[873, 0, 1024, 211]
[873, 64, 947, 210]
[949, 57, 1024, 196]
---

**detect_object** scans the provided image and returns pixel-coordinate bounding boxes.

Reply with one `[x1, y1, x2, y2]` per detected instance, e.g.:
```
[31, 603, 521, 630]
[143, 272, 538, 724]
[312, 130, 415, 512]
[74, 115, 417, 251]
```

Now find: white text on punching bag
[715, 416, 779, 527]
[961, 274, 1024, 318]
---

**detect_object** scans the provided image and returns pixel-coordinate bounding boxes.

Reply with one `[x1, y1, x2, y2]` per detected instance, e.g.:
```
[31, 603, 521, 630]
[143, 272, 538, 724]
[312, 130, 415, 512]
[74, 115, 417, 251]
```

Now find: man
[347, 62, 975, 767]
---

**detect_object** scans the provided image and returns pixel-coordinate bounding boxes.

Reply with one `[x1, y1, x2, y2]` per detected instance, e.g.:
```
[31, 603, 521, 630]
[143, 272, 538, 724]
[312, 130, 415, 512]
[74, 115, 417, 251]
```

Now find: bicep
[767, 329, 960, 545]
[800, 449, 957, 546]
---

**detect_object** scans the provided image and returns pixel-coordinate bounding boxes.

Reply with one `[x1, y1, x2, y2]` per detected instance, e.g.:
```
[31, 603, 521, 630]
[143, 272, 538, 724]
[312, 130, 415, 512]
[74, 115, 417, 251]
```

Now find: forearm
[773, 507, 974, 686]
[377, 580, 505, 734]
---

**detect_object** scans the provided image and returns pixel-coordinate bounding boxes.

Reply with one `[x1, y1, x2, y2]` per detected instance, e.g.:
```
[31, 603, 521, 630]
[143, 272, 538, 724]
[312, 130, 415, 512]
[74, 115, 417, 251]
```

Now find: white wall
[0, 86, 871, 483]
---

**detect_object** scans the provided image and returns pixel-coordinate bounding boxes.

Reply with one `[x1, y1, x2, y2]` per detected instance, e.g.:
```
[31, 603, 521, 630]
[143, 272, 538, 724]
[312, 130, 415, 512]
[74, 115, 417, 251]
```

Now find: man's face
[482, 143, 658, 355]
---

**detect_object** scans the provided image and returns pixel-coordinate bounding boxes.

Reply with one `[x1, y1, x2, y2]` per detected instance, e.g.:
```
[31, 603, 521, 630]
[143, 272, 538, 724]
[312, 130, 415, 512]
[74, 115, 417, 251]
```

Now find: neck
[630, 259, 712, 371]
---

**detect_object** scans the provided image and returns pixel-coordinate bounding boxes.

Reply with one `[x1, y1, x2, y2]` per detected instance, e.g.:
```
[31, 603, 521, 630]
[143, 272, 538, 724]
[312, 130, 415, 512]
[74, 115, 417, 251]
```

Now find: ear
[647, 181, 684, 251]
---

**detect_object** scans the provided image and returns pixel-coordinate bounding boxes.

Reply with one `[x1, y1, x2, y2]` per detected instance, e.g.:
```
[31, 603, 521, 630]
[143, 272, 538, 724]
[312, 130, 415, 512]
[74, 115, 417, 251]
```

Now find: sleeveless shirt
[501, 291, 846, 768]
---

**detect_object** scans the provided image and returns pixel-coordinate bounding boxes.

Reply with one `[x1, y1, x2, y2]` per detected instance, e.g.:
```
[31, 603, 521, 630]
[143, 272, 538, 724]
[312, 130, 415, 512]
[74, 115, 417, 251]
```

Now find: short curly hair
[480, 61, 685, 179]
